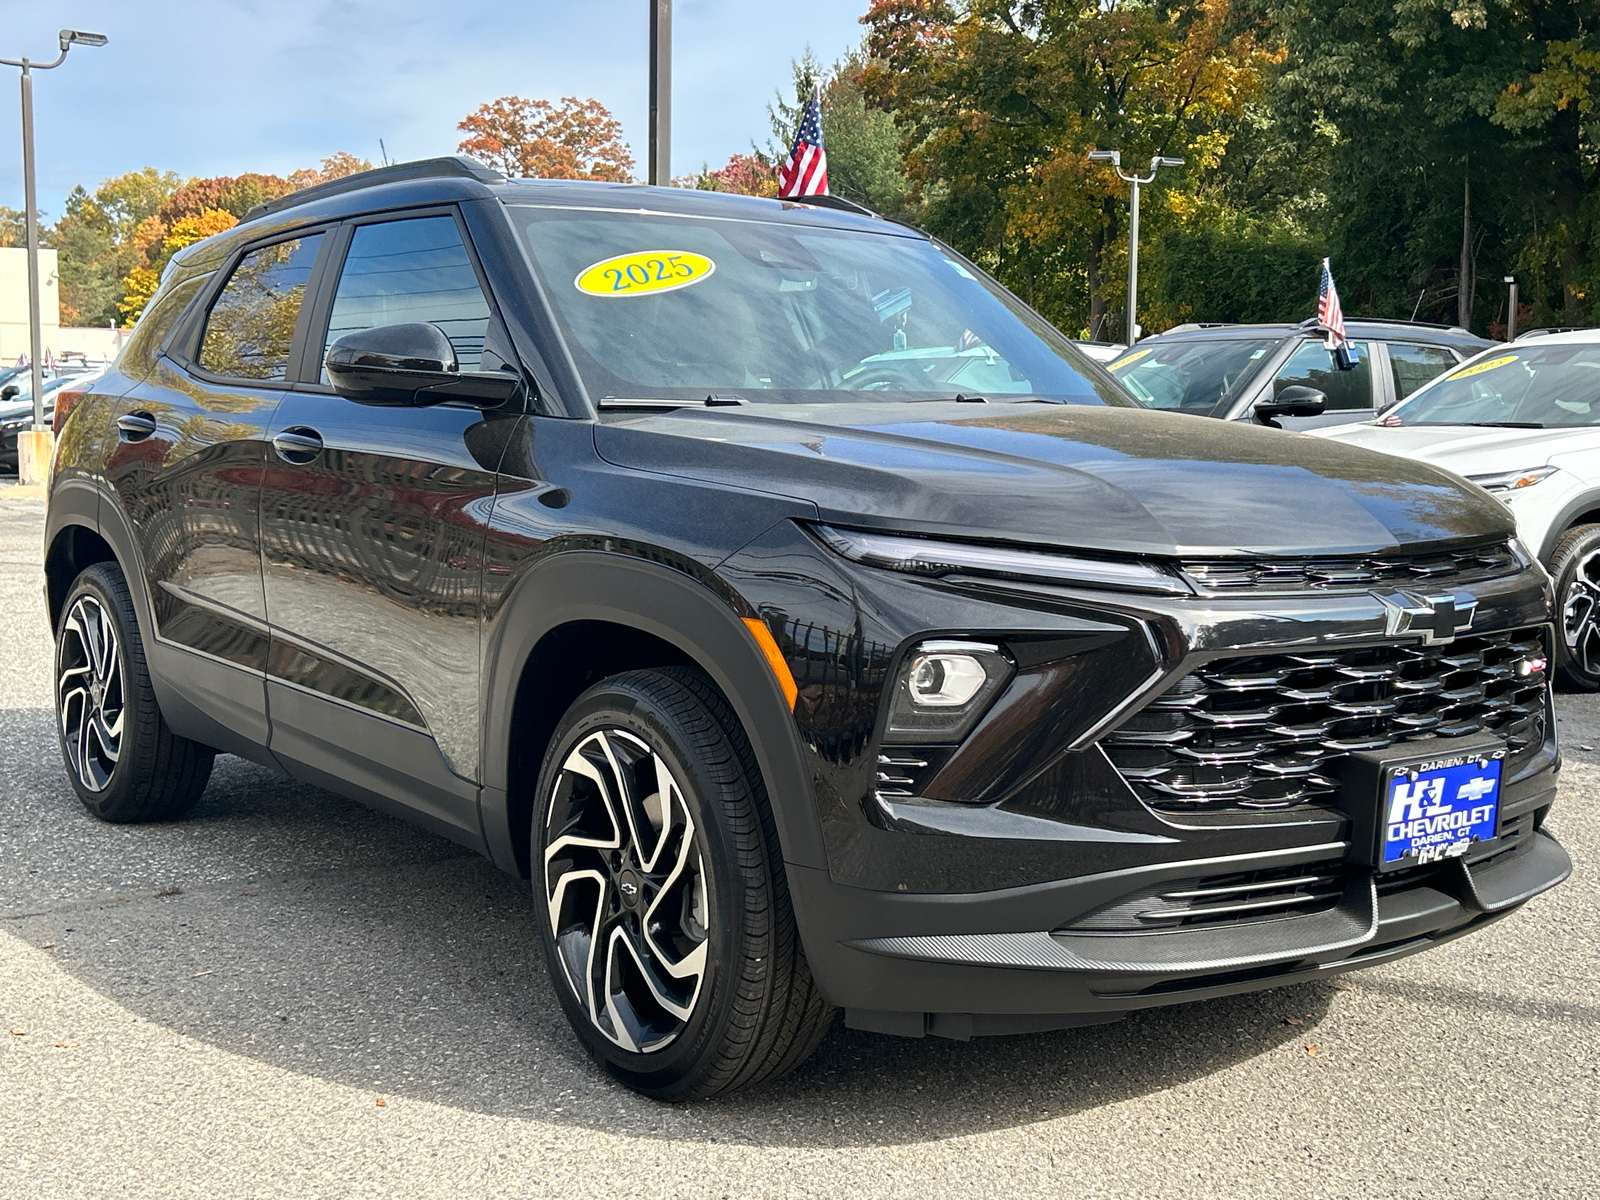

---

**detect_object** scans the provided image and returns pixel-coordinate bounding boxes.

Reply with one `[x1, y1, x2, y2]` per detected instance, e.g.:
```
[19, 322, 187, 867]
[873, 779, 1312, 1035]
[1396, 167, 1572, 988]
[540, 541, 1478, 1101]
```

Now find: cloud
[0, 0, 868, 217]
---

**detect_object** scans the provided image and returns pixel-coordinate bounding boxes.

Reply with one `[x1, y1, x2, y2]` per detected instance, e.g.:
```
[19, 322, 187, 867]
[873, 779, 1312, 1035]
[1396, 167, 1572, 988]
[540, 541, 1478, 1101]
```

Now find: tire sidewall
[530, 674, 761, 1094]
[1553, 526, 1600, 691]
[55, 565, 138, 817]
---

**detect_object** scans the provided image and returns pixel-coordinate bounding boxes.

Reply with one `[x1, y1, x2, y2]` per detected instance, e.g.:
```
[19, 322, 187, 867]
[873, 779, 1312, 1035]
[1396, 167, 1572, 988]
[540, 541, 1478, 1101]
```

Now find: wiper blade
[597, 394, 749, 411]
[1464, 421, 1545, 428]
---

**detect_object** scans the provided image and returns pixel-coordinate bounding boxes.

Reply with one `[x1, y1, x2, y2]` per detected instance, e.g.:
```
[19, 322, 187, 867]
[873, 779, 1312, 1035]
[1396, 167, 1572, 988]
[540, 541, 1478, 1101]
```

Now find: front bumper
[794, 820, 1567, 1038]
[726, 524, 1569, 1034]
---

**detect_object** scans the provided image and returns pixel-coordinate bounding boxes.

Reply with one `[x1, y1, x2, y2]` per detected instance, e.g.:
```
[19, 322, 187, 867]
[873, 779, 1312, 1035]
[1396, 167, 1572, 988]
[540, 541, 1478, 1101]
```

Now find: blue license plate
[1380, 752, 1502, 869]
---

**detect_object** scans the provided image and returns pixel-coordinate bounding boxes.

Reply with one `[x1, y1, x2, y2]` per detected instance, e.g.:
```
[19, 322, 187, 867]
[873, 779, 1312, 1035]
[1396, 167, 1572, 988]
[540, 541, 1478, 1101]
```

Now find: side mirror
[325, 321, 520, 408]
[0, 384, 18, 402]
[1253, 385, 1326, 427]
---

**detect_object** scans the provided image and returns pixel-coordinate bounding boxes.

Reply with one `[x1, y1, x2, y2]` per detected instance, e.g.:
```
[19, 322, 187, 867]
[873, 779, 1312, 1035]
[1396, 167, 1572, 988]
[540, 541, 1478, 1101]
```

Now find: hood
[1318, 422, 1599, 478]
[595, 402, 1514, 558]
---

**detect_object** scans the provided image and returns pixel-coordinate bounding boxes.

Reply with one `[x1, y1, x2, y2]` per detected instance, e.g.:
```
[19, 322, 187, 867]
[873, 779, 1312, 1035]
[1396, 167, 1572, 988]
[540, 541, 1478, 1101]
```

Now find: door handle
[272, 426, 324, 465]
[116, 411, 157, 441]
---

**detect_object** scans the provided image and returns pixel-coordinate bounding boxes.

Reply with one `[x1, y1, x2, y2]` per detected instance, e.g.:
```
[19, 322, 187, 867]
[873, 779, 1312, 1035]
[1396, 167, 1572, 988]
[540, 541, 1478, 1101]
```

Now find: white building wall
[0, 246, 62, 364]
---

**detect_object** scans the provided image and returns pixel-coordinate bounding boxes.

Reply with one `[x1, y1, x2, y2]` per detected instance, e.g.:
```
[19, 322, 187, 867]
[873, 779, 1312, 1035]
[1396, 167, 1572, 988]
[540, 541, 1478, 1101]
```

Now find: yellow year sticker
[1109, 348, 1151, 371]
[1449, 353, 1518, 380]
[575, 250, 715, 297]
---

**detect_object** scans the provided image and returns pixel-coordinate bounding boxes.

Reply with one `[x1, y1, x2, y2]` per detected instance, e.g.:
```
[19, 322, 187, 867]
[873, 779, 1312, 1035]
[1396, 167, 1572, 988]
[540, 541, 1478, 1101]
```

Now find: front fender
[478, 550, 825, 874]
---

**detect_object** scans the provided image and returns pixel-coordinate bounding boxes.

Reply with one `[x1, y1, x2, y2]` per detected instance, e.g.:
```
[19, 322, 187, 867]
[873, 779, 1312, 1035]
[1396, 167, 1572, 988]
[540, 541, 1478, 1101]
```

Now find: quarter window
[198, 234, 324, 380]
[1271, 340, 1375, 411]
[321, 215, 492, 376]
[1387, 342, 1458, 400]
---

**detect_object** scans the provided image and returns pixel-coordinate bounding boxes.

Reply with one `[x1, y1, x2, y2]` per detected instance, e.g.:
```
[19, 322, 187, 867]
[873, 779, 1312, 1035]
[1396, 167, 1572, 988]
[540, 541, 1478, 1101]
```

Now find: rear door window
[197, 233, 324, 380]
[1386, 342, 1459, 400]
[1271, 339, 1375, 410]
[320, 215, 492, 377]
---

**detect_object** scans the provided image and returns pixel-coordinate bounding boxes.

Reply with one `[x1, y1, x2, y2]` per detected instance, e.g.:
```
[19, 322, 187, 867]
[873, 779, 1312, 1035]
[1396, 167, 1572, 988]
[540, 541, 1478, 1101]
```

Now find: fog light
[886, 640, 1012, 742]
[909, 651, 988, 707]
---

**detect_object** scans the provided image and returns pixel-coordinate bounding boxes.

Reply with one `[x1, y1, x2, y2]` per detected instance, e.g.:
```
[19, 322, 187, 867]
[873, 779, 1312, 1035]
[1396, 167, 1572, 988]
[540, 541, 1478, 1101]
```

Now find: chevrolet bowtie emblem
[1378, 591, 1478, 645]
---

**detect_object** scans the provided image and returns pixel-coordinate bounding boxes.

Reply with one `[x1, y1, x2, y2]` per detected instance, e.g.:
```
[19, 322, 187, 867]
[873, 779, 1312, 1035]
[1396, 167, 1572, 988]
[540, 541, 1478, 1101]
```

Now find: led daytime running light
[814, 525, 1191, 595]
[1466, 466, 1558, 493]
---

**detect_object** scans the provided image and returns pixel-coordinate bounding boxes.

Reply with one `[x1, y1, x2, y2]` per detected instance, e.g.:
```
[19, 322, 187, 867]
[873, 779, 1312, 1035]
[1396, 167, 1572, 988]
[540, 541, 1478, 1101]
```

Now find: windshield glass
[1395, 343, 1600, 427]
[1106, 338, 1279, 415]
[512, 207, 1131, 407]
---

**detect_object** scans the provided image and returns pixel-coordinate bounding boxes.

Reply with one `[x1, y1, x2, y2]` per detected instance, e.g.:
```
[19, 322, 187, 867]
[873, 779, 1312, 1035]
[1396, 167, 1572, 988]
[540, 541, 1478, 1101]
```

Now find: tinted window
[322, 216, 492, 375]
[1387, 342, 1458, 400]
[1272, 339, 1374, 410]
[198, 234, 323, 380]
[513, 208, 1131, 407]
[1395, 343, 1600, 427]
[1108, 338, 1278, 414]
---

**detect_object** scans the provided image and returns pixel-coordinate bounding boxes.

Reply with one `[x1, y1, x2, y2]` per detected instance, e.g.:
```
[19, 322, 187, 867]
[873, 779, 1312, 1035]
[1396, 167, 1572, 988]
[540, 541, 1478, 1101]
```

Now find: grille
[1063, 860, 1350, 933]
[1181, 541, 1519, 594]
[1103, 627, 1549, 813]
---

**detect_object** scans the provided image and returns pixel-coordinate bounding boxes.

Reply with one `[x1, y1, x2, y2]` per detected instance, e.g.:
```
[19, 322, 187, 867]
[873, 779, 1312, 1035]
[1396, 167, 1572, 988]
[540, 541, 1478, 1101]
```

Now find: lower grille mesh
[1103, 627, 1550, 813]
[1064, 861, 1350, 933]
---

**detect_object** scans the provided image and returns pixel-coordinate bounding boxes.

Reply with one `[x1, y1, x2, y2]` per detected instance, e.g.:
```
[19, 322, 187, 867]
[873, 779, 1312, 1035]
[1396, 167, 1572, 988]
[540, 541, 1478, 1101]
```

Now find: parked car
[45, 157, 1568, 1098]
[1317, 330, 1600, 690]
[1071, 340, 1126, 364]
[1107, 319, 1495, 430]
[0, 370, 103, 472]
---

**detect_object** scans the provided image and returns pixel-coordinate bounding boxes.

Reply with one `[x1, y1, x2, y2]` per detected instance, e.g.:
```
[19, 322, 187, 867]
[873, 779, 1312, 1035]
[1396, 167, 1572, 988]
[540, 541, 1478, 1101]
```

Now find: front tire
[532, 667, 833, 1099]
[54, 562, 214, 821]
[1551, 524, 1600, 692]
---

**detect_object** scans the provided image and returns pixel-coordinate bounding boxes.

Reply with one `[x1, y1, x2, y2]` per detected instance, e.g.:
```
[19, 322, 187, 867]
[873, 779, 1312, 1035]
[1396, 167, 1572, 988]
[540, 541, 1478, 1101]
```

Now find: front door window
[1271, 339, 1375, 410]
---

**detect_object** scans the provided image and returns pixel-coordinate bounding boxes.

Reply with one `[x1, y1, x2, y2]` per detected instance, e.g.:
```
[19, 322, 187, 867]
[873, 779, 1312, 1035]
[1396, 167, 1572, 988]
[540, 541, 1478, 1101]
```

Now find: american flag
[1318, 258, 1346, 347]
[778, 88, 828, 198]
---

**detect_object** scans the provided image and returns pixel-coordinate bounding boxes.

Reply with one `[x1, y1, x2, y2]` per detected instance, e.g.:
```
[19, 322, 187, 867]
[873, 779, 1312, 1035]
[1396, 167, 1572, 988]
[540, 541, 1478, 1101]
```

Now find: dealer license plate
[1378, 751, 1502, 870]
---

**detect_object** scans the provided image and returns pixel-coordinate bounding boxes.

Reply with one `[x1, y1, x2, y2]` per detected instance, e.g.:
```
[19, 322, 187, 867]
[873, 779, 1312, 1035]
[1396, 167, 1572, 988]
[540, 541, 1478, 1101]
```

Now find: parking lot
[1, 481, 1595, 1200]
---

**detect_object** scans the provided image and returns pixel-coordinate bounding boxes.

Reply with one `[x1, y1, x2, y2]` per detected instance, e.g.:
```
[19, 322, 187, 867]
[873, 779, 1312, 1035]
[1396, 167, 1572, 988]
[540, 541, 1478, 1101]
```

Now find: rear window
[1107, 338, 1278, 415]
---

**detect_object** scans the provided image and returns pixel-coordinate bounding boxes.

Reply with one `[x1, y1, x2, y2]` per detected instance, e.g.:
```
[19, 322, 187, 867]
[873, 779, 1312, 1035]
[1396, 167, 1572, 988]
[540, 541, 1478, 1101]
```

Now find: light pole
[1504, 276, 1519, 342]
[1088, 149, 1183, 346]
[648, 0, 671, 185]
[0, 28, 107, 480]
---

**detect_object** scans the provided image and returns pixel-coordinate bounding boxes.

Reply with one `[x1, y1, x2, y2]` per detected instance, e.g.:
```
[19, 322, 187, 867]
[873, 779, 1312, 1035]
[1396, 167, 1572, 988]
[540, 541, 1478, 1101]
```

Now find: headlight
[813, 525, 1191, 595]
[1467, 465, 1558, 492]
[885, 640, 1013, 741]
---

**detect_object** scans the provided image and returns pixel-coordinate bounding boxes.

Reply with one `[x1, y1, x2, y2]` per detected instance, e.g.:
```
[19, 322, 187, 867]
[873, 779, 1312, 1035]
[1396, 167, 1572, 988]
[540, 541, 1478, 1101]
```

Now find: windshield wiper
[1463, 421, 1545, 428]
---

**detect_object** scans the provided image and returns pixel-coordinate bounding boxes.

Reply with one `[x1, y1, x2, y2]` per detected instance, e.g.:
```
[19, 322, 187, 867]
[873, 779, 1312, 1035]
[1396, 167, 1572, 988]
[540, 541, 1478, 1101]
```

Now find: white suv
[1317, 329, 1600, 690]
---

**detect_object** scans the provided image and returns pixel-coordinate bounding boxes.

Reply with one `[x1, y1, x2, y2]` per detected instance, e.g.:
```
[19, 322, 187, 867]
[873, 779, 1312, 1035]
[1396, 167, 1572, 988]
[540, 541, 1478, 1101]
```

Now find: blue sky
[0, 0, 870, 221]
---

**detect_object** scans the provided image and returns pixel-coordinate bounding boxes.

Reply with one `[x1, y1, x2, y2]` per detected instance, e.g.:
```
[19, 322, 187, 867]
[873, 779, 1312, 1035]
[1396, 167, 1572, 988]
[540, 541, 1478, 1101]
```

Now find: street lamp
[1089, 150, 1184, 346]
[1504, 276, 1519, 342]
[0, 28, 108, 482]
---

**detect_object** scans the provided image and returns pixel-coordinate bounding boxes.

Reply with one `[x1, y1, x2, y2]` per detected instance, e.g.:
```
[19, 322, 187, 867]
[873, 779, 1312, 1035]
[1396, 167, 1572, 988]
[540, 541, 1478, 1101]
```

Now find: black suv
[1108, 319, 1494, 429]
[44, 158, 1568, 1098]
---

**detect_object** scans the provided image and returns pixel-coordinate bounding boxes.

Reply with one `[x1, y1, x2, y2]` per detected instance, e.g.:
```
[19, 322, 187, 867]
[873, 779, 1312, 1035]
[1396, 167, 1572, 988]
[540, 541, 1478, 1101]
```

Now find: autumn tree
[457, 96, 634, 181]
[864, 0, 1278, 337]
[0, 207, 23, 248]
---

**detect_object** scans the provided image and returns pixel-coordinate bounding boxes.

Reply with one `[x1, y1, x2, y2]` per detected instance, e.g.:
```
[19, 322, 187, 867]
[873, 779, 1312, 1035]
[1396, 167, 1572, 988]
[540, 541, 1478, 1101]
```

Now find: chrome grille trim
[1103, 626, 1550, 813]
[1181, 541, 1520, 595]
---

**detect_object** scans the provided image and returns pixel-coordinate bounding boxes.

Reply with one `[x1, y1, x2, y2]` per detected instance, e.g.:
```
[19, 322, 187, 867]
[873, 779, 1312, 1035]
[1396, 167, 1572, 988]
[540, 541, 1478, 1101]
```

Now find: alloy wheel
[58, 594, 125, 792]
[542, 728, 710, 1054]
[1562, 546, 1600, 682]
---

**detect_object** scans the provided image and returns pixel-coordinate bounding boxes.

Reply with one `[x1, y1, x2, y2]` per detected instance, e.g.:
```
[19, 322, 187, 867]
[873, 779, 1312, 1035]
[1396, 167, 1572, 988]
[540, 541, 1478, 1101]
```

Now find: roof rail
[1514, 326, 1585, 341]
[243, 156, 506, 223]
[1297, 315, 1471, 333]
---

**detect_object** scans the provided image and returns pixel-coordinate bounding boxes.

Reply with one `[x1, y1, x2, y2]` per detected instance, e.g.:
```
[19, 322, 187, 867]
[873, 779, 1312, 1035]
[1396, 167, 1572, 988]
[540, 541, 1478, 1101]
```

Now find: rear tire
[531, 666, 833, 1099]
[1550, 524, 1600, 692]
[54, 562, 214, 821]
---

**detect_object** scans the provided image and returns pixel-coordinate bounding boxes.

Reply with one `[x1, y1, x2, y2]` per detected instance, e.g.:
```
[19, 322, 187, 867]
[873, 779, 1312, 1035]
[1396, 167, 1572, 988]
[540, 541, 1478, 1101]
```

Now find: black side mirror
[1253, 385, 1326, 427]
[0, 384, 18, 402]
[325, 322, 520, 408]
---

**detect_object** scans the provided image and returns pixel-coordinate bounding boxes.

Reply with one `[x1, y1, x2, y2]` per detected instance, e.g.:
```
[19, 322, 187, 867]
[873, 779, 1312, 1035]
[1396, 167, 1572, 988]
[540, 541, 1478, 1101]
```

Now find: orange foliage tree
[457, 96, 634, 181]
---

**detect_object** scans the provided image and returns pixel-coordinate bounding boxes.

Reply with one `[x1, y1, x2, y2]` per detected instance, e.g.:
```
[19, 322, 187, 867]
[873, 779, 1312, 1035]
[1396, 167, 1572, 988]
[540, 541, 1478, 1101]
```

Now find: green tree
[863, 0, 1279, 338]
[0, 206, 24, 248]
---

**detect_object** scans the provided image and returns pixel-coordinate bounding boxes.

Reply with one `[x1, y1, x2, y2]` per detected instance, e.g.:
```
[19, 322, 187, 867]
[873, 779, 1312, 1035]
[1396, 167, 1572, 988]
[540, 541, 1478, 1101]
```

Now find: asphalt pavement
[1, 478, 1596, 1199]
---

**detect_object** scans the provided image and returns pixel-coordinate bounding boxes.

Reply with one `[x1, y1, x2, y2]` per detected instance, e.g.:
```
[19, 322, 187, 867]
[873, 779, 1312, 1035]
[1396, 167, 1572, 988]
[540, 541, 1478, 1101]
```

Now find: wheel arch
[479, 551, 824, 880]
[43, 481, 117, 631]
[1538, 494, 1600, 564]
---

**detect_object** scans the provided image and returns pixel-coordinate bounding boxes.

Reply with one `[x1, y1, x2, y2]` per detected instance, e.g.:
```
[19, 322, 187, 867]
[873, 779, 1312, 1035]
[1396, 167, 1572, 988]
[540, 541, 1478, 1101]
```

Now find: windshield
[512, 207, 1132, 407]
[1107, 338, 1279, 415]
[1394, 343, 1600, 427]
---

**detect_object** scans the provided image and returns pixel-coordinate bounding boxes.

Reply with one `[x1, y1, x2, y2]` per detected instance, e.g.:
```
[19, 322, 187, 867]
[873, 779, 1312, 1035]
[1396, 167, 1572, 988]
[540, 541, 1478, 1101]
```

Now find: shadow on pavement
[5, 705, 1334, 1148]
